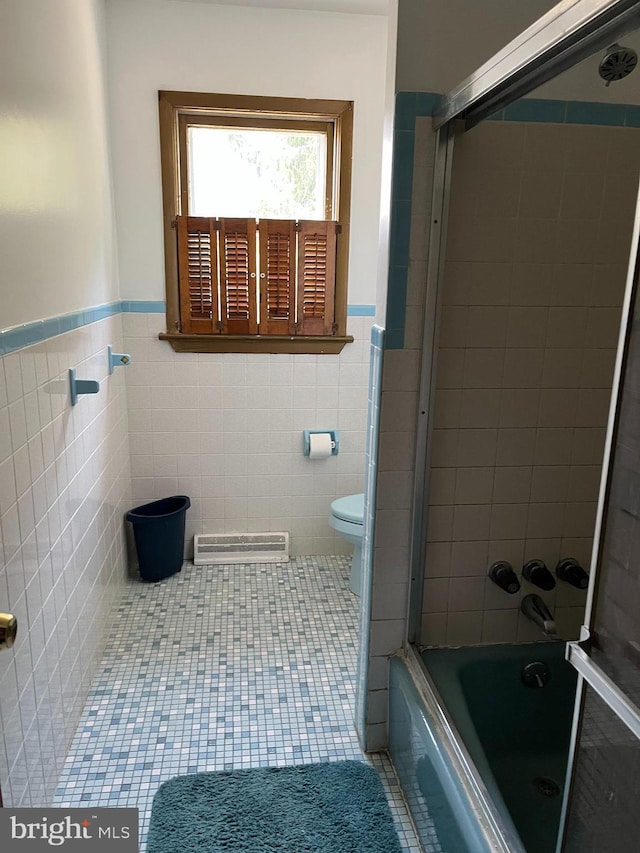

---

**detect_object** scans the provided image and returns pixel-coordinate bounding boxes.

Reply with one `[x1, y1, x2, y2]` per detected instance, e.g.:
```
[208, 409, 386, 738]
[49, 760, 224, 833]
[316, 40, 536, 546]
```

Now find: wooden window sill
[159, 332, 354, 354]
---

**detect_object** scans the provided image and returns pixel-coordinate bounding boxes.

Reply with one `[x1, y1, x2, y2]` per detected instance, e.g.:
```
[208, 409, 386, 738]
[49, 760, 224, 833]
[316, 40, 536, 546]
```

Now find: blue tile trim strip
[120, 300, 166, 313]
[121, 302, 374, 316]
[0, 302, 122, 356]
[385, 91, 640, 350]
[385, 94, 436, 351]
[0, 300, 377, 355]
[348, 305, 376, 316]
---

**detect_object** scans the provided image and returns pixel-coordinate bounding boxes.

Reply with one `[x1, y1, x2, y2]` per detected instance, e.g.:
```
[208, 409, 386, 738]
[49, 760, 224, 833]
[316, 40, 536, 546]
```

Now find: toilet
[329, 493, 365, 596]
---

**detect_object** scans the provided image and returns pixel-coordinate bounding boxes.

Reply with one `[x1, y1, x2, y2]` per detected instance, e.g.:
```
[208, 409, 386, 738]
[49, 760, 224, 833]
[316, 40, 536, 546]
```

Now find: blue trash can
[126, 495, 191, 582]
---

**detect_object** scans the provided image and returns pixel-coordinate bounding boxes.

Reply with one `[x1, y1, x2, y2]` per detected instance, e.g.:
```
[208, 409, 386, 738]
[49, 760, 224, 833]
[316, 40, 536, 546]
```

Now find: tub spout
[521, 594, 558, 638]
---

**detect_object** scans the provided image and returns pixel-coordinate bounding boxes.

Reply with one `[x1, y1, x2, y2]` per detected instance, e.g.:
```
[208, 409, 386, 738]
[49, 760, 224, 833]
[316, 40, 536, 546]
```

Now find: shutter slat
[259, 220, 295, 335]
[220, 218, 258, 334]
[296, 220, 337, 335]
[177, 216, 219, 334]
[178, 216, 338, 339]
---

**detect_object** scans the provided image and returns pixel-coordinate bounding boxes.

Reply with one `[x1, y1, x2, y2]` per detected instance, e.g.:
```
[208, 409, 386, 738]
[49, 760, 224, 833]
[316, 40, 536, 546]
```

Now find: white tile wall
[0, 317, 131, 806]
[123, 315, 373, 557]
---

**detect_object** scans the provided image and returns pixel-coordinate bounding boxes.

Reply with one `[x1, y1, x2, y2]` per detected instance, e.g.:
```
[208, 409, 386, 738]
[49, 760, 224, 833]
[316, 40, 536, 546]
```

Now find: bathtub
[389, 643, 577, 853]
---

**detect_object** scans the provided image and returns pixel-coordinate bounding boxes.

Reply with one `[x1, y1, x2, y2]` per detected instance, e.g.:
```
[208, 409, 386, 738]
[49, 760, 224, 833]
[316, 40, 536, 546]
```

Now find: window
[158, 92, 354, 354]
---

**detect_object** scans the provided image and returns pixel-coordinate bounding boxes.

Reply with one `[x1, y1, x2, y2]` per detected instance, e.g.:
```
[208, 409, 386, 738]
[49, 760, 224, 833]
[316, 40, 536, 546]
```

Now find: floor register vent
[194, 532, 290, 565]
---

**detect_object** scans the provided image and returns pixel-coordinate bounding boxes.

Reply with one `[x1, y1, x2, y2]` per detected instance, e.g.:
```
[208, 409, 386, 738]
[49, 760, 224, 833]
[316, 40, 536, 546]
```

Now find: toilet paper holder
[303, 430, 339, 456]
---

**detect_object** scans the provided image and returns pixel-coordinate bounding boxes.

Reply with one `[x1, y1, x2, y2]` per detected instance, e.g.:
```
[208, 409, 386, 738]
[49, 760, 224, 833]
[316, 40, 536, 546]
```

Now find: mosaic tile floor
[54, 557, 423, 851]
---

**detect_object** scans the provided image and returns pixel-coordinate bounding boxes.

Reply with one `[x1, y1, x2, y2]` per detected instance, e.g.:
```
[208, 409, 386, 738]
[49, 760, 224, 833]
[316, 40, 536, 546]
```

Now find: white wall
[0, 0, 120, 330]
[396, 0, 556, 93]
[375, 0, 398, 325]
[105, 0, 389, 307]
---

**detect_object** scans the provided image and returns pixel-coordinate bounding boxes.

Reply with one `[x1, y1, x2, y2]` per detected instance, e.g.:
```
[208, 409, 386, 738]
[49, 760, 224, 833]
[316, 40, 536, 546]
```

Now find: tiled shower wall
[423, 120, 640, 646]
[123, 313, 373, 557]
[0, 317, 131, 806]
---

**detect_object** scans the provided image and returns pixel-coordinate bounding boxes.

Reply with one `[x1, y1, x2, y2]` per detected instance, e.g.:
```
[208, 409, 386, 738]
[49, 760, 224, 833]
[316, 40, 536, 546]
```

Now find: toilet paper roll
[308, 432, 333, 459]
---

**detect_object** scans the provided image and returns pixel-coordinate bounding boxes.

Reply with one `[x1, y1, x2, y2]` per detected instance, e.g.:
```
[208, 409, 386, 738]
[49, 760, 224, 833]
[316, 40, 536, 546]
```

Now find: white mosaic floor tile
[54, 557, 423, 851]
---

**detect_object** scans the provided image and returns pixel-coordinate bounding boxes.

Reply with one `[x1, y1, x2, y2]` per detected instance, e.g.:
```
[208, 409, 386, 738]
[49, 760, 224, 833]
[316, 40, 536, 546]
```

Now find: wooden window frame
[158, 91, 354, 354]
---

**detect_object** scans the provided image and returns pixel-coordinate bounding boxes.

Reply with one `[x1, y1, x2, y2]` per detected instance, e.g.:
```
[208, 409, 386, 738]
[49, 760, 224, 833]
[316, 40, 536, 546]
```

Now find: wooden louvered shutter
[177, 216, 219, 334]
[259, 220, 296, 335]
[219, 218, 258, 335]
[296, 220, 337, 335]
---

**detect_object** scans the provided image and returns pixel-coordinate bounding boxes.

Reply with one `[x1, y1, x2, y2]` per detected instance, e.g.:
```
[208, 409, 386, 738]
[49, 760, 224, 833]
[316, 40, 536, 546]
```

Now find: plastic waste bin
[126, 495, 191, 581]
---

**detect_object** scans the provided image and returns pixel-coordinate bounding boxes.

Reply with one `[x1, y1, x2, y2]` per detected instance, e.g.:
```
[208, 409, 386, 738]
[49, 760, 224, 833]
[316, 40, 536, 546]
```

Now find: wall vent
[193, 532, 289, 565]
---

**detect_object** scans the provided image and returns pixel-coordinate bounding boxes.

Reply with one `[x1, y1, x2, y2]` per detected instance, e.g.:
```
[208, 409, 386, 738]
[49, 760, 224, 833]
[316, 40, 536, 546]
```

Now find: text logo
[0, 809, 138, 851]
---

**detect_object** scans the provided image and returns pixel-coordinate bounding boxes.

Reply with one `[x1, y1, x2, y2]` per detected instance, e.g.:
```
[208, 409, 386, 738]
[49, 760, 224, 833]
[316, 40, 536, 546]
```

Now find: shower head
[598, 43, 638, 86]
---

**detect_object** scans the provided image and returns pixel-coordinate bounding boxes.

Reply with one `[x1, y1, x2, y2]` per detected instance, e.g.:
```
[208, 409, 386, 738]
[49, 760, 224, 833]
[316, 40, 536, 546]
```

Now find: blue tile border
[565, 99, 628, 126]
[120, 300, 166, 314]
[502, 97, 567, 123]
[124, 301, 375, 316]
[0, 303, 121, 356]
[385, 90, 640, 350]
[0, 300, 161, 355]
[348, 305, 376, 317]
[488, 96, 640, 126]
[624, 105, 640, 127]
[0, 300, 378, 355]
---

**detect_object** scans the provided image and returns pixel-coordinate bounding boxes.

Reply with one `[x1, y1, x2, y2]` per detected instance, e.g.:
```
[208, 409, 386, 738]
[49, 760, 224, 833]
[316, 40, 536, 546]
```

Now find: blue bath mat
[146, 760, 403, 852]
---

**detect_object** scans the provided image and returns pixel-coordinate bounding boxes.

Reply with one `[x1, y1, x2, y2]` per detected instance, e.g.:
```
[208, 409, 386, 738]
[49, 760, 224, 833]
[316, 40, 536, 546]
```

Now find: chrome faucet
[521, 594, 558, 637]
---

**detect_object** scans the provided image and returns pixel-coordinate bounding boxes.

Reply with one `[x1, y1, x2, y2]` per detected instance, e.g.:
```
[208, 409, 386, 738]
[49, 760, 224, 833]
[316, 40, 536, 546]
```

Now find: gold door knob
[0, 613, 17, 650]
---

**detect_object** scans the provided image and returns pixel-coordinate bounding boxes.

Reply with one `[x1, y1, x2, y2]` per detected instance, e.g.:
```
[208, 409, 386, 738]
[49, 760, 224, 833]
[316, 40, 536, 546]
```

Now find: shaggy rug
[146, 760, 403, 852]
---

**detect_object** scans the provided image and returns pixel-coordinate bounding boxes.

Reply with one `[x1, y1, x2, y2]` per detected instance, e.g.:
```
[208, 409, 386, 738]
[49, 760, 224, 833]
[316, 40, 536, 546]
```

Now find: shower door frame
[406, 0, 640, 849]
[408, 0, 640, 643]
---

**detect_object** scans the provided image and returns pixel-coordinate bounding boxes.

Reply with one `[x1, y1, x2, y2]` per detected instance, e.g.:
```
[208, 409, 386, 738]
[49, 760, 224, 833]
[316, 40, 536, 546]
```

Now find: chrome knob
[0, 613, 17, 651]
[488, 561, 520, 594]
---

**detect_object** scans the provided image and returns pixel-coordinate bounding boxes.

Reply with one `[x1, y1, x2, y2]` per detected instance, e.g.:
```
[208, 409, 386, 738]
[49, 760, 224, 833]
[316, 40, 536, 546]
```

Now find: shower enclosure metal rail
[433, 0, 640, 128]
[406, 1, 640, 850]
[407, 121, 455, 644]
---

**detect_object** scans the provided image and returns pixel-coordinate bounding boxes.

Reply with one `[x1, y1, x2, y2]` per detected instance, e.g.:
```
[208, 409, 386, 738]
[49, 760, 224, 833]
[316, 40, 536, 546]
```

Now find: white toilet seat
[329, 493, 365, 596]
[330, 493, 365, 525]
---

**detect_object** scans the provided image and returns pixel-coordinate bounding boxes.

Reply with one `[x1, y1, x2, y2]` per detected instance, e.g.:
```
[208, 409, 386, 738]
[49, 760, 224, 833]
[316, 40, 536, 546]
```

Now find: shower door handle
[0, 613, 17, 651]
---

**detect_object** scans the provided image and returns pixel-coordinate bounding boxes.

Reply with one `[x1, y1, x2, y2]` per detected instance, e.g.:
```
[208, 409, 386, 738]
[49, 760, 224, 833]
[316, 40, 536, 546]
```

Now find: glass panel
[590, 262, 640, 702]
[563, 685, 640, 853]
[188, 126, 327, 219]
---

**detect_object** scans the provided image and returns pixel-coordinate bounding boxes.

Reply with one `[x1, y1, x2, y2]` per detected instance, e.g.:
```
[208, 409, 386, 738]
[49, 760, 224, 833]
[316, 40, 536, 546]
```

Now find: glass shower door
[559, 180, 640, 852]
